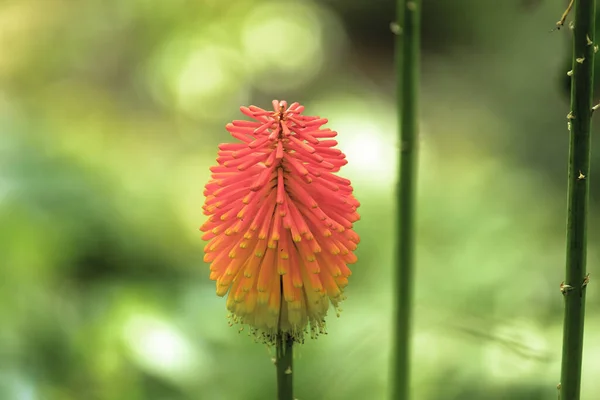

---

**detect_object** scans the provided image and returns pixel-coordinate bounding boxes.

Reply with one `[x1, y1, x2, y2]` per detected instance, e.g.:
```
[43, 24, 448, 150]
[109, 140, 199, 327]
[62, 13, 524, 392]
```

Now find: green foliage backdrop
[1, 0, 599, 399]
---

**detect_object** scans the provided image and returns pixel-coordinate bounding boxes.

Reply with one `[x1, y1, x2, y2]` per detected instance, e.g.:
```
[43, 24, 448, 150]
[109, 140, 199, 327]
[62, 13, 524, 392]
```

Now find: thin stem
[392, 0, 420, 399]
[556, 0, 575, 29]
[276, 332, 293, 400]
[559, 0, 595, 399]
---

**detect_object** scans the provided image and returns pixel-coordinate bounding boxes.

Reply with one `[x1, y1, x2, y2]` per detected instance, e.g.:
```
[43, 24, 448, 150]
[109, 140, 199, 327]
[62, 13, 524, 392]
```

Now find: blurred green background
[2, 0, 600, 399]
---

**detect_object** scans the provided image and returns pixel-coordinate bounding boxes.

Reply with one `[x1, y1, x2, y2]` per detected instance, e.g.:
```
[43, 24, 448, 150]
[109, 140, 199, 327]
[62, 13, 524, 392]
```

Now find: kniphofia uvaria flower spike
[201, 100, 360, 343]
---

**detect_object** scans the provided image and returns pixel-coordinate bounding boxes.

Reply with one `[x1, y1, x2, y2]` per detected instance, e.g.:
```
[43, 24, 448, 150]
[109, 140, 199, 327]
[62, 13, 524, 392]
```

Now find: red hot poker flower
[201, 100, 360, 343]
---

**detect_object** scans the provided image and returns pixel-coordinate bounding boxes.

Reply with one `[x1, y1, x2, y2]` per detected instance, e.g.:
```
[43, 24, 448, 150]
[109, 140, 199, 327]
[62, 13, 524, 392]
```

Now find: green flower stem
[392, 0, 420, 399]
[560, 0, 596, 399]
[276, 332, 293, 400]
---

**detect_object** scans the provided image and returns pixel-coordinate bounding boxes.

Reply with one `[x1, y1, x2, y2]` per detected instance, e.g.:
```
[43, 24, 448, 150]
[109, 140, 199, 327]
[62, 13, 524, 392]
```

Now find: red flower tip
[201, 100, 360, 343]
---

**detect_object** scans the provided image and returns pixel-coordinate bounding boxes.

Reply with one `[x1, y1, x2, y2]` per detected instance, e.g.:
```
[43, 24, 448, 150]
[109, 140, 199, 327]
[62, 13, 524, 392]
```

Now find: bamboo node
[582, 273, 590, 289]
[560, 281, 574, 295]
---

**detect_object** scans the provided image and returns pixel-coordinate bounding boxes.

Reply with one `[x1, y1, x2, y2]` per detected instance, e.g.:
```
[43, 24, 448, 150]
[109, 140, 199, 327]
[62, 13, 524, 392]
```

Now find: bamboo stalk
[559, 0, 596, 399]
[391, 1, 420, 399]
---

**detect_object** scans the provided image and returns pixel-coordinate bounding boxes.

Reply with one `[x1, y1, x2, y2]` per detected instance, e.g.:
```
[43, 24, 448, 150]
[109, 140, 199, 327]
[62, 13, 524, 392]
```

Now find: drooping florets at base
[227, 313, 331, 345]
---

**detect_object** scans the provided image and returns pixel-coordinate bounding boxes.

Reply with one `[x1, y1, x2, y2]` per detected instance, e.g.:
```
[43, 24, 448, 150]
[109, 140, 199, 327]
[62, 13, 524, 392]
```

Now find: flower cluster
[201, 100, 360, 343]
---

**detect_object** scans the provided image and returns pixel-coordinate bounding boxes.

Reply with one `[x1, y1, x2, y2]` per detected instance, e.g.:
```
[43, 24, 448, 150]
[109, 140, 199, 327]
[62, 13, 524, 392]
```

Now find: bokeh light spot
[122, 313, 209, 384]
[147, 35, 250, 120]
[241, 2, 325, 90]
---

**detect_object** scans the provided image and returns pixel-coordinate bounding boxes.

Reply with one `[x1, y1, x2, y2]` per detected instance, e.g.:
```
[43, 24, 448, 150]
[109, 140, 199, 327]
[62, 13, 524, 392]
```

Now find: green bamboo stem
[559, 0, 596, 399]
[391, 1, 420, 399]
[276, 332, 293, 400]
